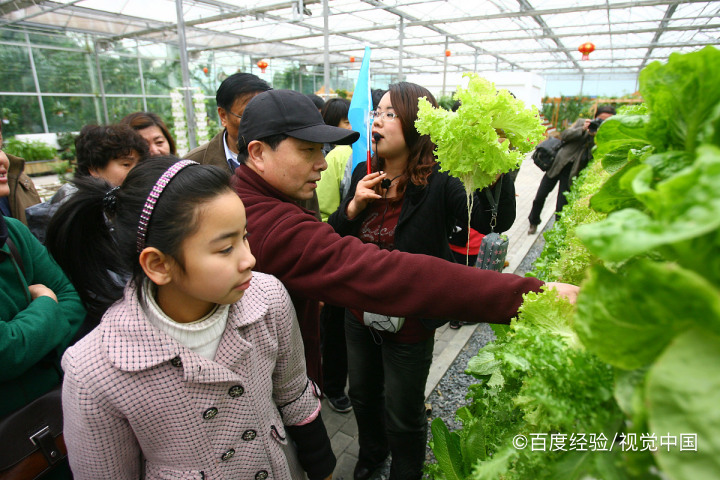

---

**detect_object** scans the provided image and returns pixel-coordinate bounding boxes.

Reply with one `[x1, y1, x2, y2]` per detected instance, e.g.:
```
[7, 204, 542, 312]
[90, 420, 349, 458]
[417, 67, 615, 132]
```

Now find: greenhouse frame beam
[451, 22, 720, 44]
[105, 0, 320, 43]
[191, 10, 720, 52]
[516, 0, 582, 73]
[0, 0, 83, 27]
[639, 3, 677, 70]
[361, 0, 527, 72]
[0, 0, 38, 16]
[446, 40, 719, 57]
[400, 0, 712, 28]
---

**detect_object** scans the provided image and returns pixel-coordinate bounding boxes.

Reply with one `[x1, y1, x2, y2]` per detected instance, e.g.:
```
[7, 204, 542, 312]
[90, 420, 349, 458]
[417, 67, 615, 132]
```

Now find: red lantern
[256, 59, 269, 73]
[202, 66, 209, 76]
[445, 50, 451, 57]
[350, 56, 355, 63]
[578, 42, 595, 60]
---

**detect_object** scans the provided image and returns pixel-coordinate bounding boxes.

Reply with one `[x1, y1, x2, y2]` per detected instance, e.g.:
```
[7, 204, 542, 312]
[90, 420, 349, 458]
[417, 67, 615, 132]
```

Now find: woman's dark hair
[321, 98, 351, 128]
[74, 124, 149, 177]
[371, 82, 438, 196]
[120, 112, 177, 155]
[371, 89, 386, 110]
[46, 156, 232, 313]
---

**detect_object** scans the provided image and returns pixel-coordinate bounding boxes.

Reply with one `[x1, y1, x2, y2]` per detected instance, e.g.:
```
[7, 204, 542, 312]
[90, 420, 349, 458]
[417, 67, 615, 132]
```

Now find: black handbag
[0, 238, 68, 480]
[532, 136, 562, 172]
[476, 177, 509, 272]
[0, 386, 67, 480]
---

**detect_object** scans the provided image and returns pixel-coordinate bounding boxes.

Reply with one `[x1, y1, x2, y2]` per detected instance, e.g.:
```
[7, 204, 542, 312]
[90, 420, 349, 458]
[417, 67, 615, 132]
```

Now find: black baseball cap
[238, 89, 360, 148]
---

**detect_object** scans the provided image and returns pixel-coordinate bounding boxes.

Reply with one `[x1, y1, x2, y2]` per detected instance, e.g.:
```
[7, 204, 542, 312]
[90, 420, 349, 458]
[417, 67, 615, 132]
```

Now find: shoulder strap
[484, 175, 503, 232]
[5, 237, 26, 278]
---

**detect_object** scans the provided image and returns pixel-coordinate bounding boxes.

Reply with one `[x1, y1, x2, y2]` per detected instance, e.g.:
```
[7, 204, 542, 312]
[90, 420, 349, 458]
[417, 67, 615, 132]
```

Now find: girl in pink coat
[53, 157, 334, 480]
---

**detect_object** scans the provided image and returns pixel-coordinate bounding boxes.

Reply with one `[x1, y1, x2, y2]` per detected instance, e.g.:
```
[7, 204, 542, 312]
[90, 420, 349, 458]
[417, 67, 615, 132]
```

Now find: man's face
[218, 93, 259, 153]
[596, 112, 614, 122]
[251, 137, 327, 201]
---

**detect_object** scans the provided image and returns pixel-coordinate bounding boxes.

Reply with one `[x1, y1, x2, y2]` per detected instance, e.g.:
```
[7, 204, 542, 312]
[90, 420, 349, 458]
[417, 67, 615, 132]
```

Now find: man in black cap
[232, 89, 576, 480]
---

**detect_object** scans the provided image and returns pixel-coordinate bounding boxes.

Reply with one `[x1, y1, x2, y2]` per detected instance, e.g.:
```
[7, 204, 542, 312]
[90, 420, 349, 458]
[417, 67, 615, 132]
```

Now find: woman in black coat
[328, 81, 514, 480]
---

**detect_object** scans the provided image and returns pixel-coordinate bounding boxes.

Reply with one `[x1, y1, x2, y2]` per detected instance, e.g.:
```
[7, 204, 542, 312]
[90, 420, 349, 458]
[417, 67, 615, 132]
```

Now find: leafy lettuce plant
[572, 46, 720, 480]
[430, 47, 720, 480]
[430, 289, 625, 480]
[415, 73, 546, 195]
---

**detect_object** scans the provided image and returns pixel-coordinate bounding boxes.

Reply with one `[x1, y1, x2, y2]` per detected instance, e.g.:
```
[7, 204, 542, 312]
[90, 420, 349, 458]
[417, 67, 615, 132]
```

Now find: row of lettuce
[428, 46, 720, 480]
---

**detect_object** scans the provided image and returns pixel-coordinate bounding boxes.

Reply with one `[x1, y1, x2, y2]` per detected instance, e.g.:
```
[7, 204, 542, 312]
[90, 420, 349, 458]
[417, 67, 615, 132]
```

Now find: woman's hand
[346, 171, 387, 220]
[545, 282, 580, 304]
[29, 284, 58, 303]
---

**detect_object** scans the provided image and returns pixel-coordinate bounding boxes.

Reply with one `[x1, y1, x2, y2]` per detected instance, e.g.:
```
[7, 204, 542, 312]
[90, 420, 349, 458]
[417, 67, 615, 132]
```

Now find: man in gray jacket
[527, 105, 615, 234]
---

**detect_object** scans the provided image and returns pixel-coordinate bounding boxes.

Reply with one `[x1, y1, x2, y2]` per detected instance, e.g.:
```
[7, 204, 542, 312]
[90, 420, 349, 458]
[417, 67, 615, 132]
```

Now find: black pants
[320, 304, 348, 398]
[528, 162, 573, 226]
[345, 312, 434, 480]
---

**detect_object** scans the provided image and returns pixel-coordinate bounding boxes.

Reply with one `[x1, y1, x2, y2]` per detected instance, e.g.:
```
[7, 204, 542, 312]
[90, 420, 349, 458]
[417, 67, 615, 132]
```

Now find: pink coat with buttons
[62, 272, 319, 480]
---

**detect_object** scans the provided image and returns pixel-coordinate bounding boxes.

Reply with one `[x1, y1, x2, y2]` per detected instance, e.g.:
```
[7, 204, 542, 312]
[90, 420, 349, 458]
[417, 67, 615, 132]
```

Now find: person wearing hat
[187, 73, 322, 218]
[231, 90, 578, 476]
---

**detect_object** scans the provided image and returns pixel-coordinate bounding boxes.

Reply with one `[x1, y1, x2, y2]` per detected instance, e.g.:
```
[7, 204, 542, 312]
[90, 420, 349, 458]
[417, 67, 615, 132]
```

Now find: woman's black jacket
[328, 162, 516, 263]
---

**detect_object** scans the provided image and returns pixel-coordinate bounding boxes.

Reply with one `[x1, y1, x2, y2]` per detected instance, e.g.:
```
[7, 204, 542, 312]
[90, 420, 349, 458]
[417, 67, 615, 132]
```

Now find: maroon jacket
[232, 164, 543, 384]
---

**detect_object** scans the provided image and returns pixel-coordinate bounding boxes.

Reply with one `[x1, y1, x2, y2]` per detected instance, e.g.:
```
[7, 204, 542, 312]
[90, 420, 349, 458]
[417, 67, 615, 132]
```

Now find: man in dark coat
[230, 89, 578, 388]
[527, 105, 616, 234]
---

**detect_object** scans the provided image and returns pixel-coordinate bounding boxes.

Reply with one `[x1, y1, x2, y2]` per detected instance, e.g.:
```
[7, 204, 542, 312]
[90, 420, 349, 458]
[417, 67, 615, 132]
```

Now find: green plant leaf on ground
[646, 328, 720, 480]
[431, 418, 466, 480]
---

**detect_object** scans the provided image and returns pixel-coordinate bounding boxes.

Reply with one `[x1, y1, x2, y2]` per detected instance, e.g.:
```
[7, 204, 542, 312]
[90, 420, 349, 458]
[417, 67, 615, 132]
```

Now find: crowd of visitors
[1, 72, 585, 480]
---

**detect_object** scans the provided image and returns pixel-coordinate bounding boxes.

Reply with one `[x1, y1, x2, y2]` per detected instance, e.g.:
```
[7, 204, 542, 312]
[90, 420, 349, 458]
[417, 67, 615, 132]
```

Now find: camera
[588, 118, 604, 133]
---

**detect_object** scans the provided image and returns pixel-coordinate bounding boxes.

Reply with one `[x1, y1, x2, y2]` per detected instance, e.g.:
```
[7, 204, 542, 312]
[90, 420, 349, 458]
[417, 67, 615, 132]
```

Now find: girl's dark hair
[371, 82, 438, 197]
[321, 98, 351, 127]
[74, 124, 150, 177]
[46, 156, 232, 314]
[120, 112, 177, 155]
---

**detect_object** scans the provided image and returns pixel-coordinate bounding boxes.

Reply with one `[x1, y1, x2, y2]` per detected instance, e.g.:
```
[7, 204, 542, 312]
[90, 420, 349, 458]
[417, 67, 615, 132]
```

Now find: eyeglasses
[226, 110, 242, 120]
[369, 110, 399, 122]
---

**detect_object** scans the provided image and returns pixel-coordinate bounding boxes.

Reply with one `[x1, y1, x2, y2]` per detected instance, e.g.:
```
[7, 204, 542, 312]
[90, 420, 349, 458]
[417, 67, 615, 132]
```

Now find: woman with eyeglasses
[328, 82, 516, 480]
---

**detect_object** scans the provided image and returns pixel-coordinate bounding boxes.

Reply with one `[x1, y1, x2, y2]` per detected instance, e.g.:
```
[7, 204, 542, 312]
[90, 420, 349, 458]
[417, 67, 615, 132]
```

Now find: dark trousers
[345, 312, 434, 480]
[320, 304, 348, 397]
[528, 162, 573, 226]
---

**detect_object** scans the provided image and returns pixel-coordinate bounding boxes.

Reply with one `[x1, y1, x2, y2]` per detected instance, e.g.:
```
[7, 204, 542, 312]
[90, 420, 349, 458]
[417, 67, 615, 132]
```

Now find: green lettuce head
[415, 72, 546, 193]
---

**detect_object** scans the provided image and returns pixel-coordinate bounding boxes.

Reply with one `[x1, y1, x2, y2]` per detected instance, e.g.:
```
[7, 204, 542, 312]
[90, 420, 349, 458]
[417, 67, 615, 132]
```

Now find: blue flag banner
[348, 46, 372, 174]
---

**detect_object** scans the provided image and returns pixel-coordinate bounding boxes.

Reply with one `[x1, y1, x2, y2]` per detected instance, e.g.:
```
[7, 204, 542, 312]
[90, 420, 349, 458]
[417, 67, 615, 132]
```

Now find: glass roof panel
[0, 0, 717, 82]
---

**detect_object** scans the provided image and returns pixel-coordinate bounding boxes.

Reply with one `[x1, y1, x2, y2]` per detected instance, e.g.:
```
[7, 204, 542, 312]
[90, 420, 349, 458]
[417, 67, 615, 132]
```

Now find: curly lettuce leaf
[514, 287, 580, 348]
[415, 72, 546, 192]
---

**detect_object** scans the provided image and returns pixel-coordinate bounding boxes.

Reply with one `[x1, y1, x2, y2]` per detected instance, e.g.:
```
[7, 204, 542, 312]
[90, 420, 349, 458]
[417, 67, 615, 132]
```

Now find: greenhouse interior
[1, 1, 719, 480]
